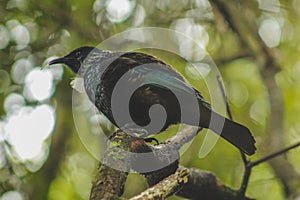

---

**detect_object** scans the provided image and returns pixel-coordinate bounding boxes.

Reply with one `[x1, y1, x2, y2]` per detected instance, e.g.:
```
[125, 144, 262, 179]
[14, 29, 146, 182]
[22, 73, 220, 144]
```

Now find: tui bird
[49, 46, 256, 155]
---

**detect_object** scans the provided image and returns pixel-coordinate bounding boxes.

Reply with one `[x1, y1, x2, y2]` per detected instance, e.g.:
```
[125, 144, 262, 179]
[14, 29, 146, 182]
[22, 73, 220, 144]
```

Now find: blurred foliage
[0, 0, 300, 199]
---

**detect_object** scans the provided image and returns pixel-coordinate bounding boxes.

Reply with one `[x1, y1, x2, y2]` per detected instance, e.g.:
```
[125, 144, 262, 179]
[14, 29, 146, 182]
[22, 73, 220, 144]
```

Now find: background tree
[0, 0, 300, 199]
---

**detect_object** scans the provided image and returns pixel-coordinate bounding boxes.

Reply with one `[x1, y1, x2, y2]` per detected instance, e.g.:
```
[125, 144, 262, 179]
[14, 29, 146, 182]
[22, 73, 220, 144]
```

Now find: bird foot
[144, 137, 159, 145]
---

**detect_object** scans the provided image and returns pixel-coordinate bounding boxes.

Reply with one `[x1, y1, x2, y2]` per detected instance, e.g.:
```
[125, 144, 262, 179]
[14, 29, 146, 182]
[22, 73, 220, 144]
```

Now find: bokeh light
[4, 93, 25, 113]
[24, 68, 54, 101]
[249, 100, 267, 124]
[0, 70, 11, 93]
[259, 18, 281, 48]
[0, 121, 7, 168]
[173, 18, 209, 61]
[0, 25, 10, 49]
[93, 0, 105, 13]
[258, 0, 280, 13]
[1, 191, 23, 200]
[228, 82, 249, 107]
[185, 62, 211, 79]
[11, 58, 33, 84]
[6, 0, 27, 10]
[156, 0, 188, 12]
[10, 24, 30, 49]
[3, 104, 55, 162]
[105, 0, 136, 23]
[132, 4, 145, 26]
[66, 153, 95, 198]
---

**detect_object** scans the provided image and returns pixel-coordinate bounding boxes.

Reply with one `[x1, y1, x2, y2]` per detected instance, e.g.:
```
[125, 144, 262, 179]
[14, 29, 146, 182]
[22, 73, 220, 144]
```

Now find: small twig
[216, 76, 248, 163]
[217, 76, 233, 120]
[216, 75, 249, 196]
[250, 141, 300, 167]
[238, 166, 252, 198]
[237, 141, 300, 198]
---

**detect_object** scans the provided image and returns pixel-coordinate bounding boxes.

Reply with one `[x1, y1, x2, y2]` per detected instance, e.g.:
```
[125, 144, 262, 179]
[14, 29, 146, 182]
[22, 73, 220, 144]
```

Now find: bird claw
[144, 137, 159, 145]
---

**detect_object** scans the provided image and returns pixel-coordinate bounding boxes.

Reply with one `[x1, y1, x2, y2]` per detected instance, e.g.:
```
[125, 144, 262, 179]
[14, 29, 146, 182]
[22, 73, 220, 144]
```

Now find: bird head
[48, 46, 99, 74]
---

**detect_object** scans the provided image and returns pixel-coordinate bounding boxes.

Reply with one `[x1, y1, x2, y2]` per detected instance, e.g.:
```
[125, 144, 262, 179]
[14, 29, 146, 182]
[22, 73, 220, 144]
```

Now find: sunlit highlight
[259, 18, 281, 48]
[24, 69, 53, 101]
[0, 25, 10, 49]
[4, 105, 55, 161]
[105, 0, 135, 23]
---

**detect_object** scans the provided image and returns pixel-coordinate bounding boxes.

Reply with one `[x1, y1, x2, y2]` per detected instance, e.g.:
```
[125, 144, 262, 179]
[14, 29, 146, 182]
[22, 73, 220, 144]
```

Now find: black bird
[49, 46, 256, 155]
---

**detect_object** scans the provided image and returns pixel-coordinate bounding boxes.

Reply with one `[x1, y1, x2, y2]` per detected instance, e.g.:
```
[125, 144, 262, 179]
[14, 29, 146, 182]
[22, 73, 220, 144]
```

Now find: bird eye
[75, 51, 81, 57]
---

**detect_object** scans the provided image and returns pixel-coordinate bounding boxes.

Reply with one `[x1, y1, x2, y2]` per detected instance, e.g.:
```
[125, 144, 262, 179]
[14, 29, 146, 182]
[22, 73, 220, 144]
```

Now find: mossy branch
[89, 126, 255, 200]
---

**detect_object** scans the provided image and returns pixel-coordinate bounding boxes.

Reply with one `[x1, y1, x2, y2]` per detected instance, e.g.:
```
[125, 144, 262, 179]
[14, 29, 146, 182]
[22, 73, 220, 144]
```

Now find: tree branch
[177, 167, 253, 200]
[89, 131, 132, 200]
[90, 125, 256, 199]
[130, 167, 189, 200]
[89, 162, 128, 200]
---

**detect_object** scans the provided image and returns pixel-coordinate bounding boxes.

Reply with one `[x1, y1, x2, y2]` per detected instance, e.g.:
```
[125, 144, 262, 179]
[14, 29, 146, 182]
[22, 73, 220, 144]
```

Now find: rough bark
[90, 126, 253, 200]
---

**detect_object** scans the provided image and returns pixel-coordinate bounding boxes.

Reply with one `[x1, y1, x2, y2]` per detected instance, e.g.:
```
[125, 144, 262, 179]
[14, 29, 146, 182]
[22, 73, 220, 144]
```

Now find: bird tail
[208, 112, 256, 155]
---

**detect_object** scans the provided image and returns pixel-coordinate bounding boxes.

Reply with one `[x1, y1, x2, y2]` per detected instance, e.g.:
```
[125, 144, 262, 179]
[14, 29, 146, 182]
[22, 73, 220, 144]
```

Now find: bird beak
[46, 56, 78, 74]
[40, 57, 66, 70]
[48, 57, 66, 65]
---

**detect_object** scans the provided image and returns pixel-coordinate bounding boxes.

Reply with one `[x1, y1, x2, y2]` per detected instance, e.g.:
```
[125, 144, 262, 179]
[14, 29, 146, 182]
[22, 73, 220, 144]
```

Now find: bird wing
[122, 52, 211, 108]
[98, 51, 211, 109]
